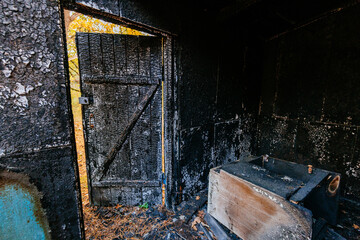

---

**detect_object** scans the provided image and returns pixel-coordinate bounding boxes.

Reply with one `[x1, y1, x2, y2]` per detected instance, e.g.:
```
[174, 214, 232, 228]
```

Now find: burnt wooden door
[76, 33, 162, 206]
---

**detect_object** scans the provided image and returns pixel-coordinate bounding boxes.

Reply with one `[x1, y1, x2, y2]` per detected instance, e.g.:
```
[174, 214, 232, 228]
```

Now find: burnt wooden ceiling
[190, 0, 353, 39]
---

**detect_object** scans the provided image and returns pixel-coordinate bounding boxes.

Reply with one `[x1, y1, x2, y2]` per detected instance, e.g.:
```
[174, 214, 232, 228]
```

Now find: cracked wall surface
[0, 0, 82, 238]
[0, 0, 72, 156]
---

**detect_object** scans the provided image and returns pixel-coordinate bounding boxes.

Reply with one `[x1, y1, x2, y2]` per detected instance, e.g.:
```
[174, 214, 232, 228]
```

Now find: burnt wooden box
[208, 156, 341, 240]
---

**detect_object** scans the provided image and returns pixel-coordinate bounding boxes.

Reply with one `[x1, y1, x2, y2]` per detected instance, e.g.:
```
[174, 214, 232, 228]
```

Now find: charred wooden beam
[83, 74, 162, 85]
[290, 170, 328, 202]
[175, 189, 208, 223]
[92, 180, 161, 187]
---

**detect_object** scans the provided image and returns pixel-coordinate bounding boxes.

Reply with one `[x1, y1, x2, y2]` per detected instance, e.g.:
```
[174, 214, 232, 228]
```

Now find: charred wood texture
[77, 33, 162, 206]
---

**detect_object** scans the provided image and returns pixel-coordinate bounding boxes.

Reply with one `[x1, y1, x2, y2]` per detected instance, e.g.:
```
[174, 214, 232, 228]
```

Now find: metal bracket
[79, 97, 89, 105]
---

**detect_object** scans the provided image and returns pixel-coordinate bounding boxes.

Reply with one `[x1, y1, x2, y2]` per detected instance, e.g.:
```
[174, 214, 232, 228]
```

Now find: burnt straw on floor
[83, 204, 205, 240]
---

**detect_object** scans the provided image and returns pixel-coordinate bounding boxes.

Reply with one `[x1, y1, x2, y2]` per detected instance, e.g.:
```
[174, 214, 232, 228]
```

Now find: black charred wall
[176, 5, 262, 199]
[177, 0, 360, 201]
[0, 0, 82, 238]
[256, 4, 360, 199]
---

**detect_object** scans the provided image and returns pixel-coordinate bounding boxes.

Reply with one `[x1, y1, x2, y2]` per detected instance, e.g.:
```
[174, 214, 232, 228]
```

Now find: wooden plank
[82, 75, 159, 85]
[149, 89, 162, 181]
[142, 186, 162, 205]
[129, 85, 141, 181]
[91, 186, 103, 206]
[141, 86, 152, 182]
[290, 170, 329, 202]
[208, 168, 312, 240]
[324, 228, 347, 240]
[131, 187, 143, 205]
[92, 180, 160, 187]
[88, 85, 108, 181]
[101, 34, 115, 76]
[126, 36, 139, 76]
[138, 38, 151, 78]
[92, 187, 112, 206]
[76, 33, 91, 77]
[99, 84, 119, 180]
[106, 186, 134, 206]
[221, 161, 303, 199]
[131, 86, 151, 202]
[109, 187, 122, 205]
[175, 189, 208, 223]
[150, 37, 162, 78]
[114, 34, 127, 76]
[114, 187, 132, 205]
[101, 85, 115, 151]
[111, 85, 131, 180]
[130, 86, 151, 181]
[88, 33, 103, 76]
[312, 218, 327, 240]
[197, 222, 213, 240]
[100, 187, 112, 206]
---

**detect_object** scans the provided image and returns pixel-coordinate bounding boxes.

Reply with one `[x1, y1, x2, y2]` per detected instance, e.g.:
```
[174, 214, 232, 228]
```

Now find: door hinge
[79, 97, 89, 105]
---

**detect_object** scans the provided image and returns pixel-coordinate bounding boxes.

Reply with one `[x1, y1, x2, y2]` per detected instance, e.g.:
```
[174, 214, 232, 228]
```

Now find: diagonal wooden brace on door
[94, 83, 160, 181]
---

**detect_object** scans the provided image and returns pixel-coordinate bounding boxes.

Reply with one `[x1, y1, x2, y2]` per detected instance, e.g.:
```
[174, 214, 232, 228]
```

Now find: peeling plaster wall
[0, 0, 71, 155]
[256, 4, 360, 199]
[0, 0, 81, 238]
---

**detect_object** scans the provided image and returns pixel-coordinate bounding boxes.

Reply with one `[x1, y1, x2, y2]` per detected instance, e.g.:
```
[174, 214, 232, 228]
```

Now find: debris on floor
[175, 189, 208, 223]
[83, 203, 201, 240]
[78, 154, 358, 240]
[332, 198, 360, 240]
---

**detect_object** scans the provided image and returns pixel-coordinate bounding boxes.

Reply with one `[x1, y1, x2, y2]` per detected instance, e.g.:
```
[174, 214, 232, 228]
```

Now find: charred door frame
[60, 0, 177, 209]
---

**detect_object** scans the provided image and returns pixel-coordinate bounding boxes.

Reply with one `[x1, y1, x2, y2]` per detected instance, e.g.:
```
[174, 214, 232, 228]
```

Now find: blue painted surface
[0, 184, 47, 240]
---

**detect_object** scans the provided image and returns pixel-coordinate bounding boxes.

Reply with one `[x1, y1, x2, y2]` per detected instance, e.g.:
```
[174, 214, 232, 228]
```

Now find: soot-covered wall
[176, 10, 262, 199]
[0, 0, 82, 238]
[256, 4, 360, 199]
